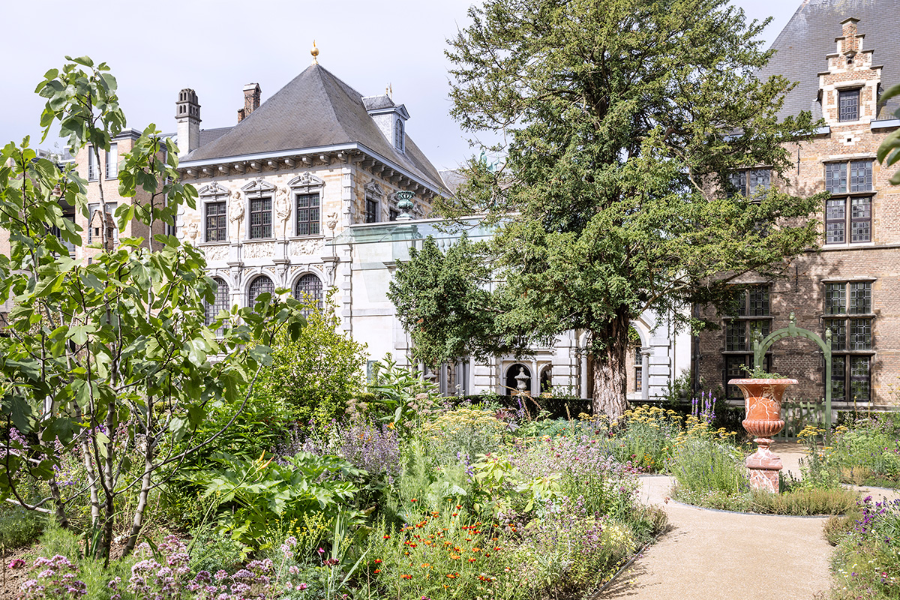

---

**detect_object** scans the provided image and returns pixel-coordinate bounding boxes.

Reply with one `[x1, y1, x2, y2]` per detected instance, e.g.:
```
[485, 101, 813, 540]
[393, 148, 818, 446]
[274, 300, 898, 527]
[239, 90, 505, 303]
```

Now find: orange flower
[401, 574, 412, 580]
[468, 558, 476, 563]
[374, 559, 382, 564]
[374, 569, 381, 574]
[383, 535, 391, 540]
[410, 498, 417, 502]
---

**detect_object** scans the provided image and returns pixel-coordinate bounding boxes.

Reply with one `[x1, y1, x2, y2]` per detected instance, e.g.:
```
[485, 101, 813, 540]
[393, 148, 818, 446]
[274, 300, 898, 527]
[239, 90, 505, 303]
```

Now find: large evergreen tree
[390, 0, 826, 419]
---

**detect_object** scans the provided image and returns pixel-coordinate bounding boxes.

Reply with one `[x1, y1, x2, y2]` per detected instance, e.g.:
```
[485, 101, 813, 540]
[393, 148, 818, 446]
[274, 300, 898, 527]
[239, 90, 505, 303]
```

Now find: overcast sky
[2, 0, 798, 171]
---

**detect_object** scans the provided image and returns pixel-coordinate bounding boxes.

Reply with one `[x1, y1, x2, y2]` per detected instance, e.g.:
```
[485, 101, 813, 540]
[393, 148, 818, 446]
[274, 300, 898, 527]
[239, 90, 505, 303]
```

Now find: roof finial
[311, 40, 319, 65]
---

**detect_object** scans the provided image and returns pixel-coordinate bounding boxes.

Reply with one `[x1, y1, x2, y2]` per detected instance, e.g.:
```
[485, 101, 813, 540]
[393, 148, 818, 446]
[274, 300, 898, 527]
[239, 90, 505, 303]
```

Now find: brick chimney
[237, 83, 261, 123]
[839, 17, 860, 55]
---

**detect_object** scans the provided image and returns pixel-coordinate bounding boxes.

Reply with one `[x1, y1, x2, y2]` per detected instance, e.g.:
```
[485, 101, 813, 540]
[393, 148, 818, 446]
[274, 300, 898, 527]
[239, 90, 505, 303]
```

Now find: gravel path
[598, 472, 835, 599]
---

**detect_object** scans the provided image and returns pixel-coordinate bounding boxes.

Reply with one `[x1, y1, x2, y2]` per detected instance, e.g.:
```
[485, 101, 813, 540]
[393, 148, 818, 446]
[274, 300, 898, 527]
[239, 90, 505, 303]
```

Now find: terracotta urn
[728, 378, 798, 493]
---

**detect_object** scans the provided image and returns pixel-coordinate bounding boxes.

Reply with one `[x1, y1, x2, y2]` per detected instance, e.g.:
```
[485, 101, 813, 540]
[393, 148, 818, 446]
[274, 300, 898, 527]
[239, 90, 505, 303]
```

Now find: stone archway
[505, 364, 531, 395]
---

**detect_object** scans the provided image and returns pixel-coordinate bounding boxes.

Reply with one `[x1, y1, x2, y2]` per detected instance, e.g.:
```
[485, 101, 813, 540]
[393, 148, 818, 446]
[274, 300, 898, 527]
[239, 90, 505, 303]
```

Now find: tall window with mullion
[204, 277, 230, 333]
[724, 284, 771, 399]
[293, 274, 324, 317]
[249, 197, 272, 239]
[296, 193, 320, 236]
[634, 347, 643, 392]
[205, 202, 227, 242]
[824, 160, 872, 245]
[727, 168, 771, 199]
[824, 281, 874, 403]
[248, 276, 275, 311]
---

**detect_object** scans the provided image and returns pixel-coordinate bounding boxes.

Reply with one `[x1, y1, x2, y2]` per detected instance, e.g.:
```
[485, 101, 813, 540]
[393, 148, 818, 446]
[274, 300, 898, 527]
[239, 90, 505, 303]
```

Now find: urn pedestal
[728, 378, 798, 493]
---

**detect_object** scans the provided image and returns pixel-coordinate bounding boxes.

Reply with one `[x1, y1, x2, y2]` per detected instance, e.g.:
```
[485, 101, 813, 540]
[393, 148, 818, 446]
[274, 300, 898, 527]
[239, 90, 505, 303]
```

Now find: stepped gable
[183, 64, 445, 190]
[758, 0, 900, 120]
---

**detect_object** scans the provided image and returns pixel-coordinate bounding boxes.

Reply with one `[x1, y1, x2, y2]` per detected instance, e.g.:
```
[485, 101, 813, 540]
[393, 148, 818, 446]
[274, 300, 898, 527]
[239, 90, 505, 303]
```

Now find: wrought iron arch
[752, 312, 834, 436]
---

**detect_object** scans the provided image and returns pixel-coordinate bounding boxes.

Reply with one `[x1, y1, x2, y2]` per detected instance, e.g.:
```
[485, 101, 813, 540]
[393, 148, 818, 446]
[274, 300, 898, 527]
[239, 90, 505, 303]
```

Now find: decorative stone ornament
[515, 367, 530, 395]
[729, 378, 798, 493]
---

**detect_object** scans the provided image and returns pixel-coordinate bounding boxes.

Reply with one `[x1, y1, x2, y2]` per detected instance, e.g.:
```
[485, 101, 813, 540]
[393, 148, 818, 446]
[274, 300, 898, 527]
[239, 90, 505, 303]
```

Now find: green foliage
[670, 437, 749, 499]
[748, 487, 857, 516]
[877, 83, 900, 186]
[829, 496, 900, 599]
[0, 57, 307, 561]
[740, 364, 784, 379]
[251, 291, 367, 426]
[189, 452, 364, 548]
[187, 524, 246, 575]
[827, 418, 900, 486]
[391, 0, 827, 418]
[0, 502, 45, 549]
[366, 355, 441, 432]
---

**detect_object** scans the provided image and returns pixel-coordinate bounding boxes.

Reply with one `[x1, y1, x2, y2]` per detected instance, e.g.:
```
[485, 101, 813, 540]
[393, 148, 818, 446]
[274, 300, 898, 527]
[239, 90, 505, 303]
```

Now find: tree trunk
[123, 438, 153, 556]
[590, 309, 631, 421]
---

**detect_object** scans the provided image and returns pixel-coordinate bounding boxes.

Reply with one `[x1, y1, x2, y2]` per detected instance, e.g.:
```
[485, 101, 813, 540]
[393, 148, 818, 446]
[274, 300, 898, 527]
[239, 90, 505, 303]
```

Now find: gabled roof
[182, 64, 445, 191]
[758, 0, 900, 120]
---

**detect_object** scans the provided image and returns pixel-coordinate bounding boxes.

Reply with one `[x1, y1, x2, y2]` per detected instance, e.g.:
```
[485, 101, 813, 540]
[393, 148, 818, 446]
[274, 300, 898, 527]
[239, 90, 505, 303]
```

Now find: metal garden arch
[752, 312, 833, 436]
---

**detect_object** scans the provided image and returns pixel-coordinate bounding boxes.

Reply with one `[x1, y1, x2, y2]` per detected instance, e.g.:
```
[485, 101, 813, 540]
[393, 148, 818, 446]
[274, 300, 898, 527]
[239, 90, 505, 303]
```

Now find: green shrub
[187, 524, 246, 574]
[252, 291, 367, 426]
[670, 436, 748, 497]
[0, 502, 45, 549]
[749, 487, 858, 516]
[829, 496, 900, 599]
[827, 418, 900, 486]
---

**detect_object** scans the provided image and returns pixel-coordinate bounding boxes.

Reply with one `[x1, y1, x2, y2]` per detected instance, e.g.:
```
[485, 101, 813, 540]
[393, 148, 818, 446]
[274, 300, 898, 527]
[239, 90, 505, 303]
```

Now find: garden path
[598, 475, 833, 600]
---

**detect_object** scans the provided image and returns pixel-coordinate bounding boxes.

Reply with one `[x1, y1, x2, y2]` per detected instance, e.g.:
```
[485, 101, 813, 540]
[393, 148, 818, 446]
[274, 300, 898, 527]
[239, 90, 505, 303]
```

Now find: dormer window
[395, 119, 404, 152]
[839, 89, 860, 122]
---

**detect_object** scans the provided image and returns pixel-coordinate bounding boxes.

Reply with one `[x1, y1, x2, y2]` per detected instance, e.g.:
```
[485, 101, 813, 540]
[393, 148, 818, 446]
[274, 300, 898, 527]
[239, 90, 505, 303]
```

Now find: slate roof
[758, 0, 900, 120]
[182, 64, 446, 192]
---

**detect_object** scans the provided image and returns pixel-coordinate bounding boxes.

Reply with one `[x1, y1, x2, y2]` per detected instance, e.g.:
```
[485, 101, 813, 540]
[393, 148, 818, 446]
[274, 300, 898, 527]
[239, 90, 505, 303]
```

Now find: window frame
[722, 284, 773, 400]
[824, 159, 873, 245]
[293, 273, 324, 317]
[105, 143, 118, 180]
[365, 197, 379, 224]
[295, 193, 321, 237]
[633, 347, 643, 392]
[87, 148, 98, 181]
[249, 197, 273, 240]
[838, 88, 861, 122]
[247, 275, 275, 310]
[823, 280, 875, 403]
[727, 168, 772, 199]
[205, 277, 231, 333]
[205, 201, 227, 242]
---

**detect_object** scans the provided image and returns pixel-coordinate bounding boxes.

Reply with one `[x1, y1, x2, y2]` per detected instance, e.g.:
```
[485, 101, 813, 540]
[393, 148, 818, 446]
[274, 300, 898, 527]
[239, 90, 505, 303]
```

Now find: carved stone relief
[242, 242, 276, 259]
[275, 187, 291, 236]
[289, 238, 325, 256]
[203, 245, 229, 262]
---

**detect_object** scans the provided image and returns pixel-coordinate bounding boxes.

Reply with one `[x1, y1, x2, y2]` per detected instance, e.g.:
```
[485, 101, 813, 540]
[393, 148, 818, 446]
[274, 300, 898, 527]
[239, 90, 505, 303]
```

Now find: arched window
[293, 273, 324, 316]
[394, 120, 404, 151]
[205, 277, 230, 326]
[248, 275, 275, 310]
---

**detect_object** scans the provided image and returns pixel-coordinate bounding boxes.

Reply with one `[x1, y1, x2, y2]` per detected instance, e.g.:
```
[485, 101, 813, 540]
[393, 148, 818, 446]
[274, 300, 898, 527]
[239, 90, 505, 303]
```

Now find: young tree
[0, 57, 305, 562]
[393, 0, 826, 419]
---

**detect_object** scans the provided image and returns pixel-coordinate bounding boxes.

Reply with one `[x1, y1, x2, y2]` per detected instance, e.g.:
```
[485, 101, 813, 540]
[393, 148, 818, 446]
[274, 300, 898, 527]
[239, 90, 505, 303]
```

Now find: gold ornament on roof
[311, 40, 319, 64]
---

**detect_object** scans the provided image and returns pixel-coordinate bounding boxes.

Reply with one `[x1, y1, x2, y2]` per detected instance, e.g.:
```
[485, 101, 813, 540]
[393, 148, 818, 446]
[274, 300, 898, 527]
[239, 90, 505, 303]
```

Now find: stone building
[696, 6, 900, 407]
[172, 54, 448, 339]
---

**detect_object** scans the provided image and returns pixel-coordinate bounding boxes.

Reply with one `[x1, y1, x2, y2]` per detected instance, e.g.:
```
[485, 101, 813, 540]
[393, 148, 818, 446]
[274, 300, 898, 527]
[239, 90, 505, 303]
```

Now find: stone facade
[697, 18, 900, 407]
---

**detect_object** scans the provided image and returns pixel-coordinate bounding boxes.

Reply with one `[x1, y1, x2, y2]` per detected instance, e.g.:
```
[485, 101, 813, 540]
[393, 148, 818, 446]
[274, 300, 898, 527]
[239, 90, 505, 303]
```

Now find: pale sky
[1, 0, 798, 172]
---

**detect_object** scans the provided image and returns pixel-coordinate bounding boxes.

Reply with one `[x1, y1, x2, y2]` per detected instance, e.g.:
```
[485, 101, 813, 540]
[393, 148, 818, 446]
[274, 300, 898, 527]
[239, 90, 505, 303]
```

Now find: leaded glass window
[634, 347, 643, 392]
[831, 356, 846, 401]
[206, 202, 227, 242]
[205, 277, 230, 330]
[850, 357, 871, 402]
[825, 319, 846, 350]
[726, 320, 746, 352]
[825, 162, 847, 194]
[849, 282, 872, 314]
[296, 193, 320, 236]
[249, 198, 272, 239]
[825, 283, 846, 314]
[293, 274, 324, 317]
[850, 319, 872, 350]
[850, 197, 872, 243]
[748, 287, 770, 317]
[747, 169, 771, 197]
[826, 199, 846, 244]
[850, 161, 873, 192]
[248, 276, 274, 310]
[839, 89, 860, 122]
